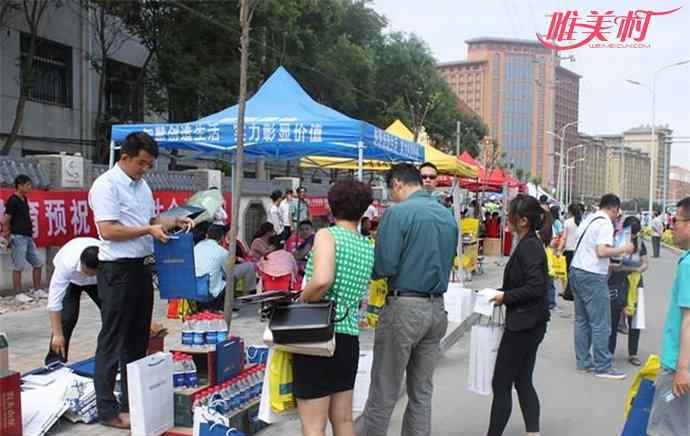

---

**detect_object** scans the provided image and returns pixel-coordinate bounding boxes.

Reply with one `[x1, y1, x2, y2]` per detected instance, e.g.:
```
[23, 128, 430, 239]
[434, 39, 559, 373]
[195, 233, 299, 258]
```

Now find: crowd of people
[2, 130, 689, 436]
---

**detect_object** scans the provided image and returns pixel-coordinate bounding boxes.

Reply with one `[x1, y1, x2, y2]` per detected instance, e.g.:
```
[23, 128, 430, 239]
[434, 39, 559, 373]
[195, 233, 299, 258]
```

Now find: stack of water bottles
[181, 311, 229, 349]
[173, 352, 199, 390]
[191, 365, 265, 416]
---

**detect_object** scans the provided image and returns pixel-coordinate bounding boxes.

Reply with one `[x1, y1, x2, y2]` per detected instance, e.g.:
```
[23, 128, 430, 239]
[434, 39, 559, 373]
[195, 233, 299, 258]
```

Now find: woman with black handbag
[488, 195, 551, 436]
[293, 179, 375, 436]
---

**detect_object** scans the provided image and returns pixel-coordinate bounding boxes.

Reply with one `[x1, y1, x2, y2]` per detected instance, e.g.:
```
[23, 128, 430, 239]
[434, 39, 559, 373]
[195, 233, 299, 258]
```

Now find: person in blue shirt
[648, 197, 690, 436]
[194, 225, 256, 314]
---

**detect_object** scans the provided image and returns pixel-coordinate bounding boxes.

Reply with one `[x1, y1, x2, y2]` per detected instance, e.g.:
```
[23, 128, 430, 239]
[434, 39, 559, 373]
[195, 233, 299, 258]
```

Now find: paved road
[0, 249, 679, 435]
[381, 247, 680, 435]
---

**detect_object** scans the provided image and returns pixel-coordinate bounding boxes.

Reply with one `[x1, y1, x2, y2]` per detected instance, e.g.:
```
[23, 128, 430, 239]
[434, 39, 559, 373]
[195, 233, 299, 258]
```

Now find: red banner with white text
[0, 189, 196, 247]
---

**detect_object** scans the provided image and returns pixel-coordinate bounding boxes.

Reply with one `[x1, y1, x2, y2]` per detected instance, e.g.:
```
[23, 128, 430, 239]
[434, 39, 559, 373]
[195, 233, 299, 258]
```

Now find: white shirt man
[363, 204, 379, 221]
[45, 237, 101, 365]
[569, 194, 633, 380]
[88, 132, 193, 430]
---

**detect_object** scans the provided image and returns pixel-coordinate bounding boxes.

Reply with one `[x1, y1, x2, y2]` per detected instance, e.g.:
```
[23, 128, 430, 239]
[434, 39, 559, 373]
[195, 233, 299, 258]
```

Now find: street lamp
[626, 59, 690, 214]
[565, 157, 586, 206]
[547, 120, 581, 203]
[564, 144, 586, 206]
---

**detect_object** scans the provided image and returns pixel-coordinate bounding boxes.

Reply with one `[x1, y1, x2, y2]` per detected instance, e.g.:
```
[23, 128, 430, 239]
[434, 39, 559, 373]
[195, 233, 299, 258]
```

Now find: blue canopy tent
[110, 66, 423, 177]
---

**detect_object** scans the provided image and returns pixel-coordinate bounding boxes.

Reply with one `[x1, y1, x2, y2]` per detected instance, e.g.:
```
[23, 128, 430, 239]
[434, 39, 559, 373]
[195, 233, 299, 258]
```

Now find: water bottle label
[193, 332, 204, 346]
[181, 331, 194, 346]
[173, 373, 186, 388]
[206, 332, 218, 346]
[186, 372, 198, 388]
[217, 330, 228, 343]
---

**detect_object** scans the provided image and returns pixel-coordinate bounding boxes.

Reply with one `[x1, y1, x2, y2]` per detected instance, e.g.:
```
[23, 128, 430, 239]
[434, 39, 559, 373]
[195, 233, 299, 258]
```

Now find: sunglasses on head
[421, 174, 438, 180]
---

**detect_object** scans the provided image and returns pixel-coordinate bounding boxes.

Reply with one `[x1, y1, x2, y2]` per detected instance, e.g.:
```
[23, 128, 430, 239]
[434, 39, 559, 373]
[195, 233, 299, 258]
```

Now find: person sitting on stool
[45, 237, 101, 365]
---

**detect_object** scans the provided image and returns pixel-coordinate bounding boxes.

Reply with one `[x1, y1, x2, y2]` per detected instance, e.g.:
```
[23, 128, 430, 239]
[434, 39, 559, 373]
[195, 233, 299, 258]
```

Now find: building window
[20, 33, 72, 107]
[106, 58, 144, 121]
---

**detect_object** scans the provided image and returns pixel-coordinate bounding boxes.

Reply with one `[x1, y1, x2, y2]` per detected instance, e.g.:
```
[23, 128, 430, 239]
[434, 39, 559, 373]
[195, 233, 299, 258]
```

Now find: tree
[530, 176, 543, 187]
[0, 0, 20, 30]
[1, 0, 51, 156]
[68, 0, 130, 162]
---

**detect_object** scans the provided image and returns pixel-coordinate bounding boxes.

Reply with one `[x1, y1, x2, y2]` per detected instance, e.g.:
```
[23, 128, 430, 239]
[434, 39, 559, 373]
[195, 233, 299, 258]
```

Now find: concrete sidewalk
[0, 257, 505, 435]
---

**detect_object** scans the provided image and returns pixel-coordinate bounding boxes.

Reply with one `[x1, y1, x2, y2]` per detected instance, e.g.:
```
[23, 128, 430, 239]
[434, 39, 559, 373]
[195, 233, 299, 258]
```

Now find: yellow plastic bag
[626, 272, 642, 316]
[269, 350, 296, 413]
[546, 248, 567, 279]
[624, 354, 660, 418]
[366, 279, 388, 328]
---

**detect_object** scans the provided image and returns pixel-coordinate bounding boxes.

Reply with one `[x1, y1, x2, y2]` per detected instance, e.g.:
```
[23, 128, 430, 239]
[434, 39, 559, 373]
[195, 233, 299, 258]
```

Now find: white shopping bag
[127, 352, 174, 436]
[632, 288, 646, 330]
[353, 351, 374, 412]
[467, 323, 503, 396]
[445, 283, 475, 323]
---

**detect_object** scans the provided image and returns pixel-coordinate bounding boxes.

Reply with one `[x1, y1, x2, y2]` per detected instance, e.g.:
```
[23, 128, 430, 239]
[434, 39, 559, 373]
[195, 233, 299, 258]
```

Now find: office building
[0, 3, 148, 160]
[570, 135, 607, 204]
[670, 165, 690, 204]
[623, 126, 673, 203]
[437, 37, 581, 187]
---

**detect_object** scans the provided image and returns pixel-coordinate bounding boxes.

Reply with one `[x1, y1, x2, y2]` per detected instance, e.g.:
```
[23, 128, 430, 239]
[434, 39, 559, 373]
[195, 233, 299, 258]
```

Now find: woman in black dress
[488, 194, 551, 436]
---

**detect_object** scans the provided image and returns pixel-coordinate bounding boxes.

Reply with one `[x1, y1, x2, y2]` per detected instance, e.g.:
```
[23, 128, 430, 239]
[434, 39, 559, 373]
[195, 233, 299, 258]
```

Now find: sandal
[629, 356, 641, 366]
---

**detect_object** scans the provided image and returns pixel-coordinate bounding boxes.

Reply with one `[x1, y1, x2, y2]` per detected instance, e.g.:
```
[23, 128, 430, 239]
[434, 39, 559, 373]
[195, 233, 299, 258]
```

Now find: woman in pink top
[258, 235, 298, 282]
[249, 222, 275, 261]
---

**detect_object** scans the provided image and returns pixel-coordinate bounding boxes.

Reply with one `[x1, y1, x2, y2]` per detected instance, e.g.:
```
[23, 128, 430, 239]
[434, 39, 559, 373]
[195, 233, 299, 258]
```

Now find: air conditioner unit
[184, 169, 223, 191]
[34, 153, 84, 189]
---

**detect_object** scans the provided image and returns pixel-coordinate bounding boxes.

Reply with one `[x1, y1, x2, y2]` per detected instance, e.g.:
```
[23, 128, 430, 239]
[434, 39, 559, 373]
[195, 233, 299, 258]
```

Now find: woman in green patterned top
[294, 179, 375, 436]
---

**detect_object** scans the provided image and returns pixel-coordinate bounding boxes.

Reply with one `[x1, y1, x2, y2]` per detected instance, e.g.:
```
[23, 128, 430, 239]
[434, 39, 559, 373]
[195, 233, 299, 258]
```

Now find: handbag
[268, 300, 337, 344]
[262, 326, 335, 357]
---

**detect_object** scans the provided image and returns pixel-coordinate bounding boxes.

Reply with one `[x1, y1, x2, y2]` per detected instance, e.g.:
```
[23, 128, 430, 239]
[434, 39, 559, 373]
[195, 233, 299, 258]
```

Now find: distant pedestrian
[569, 194, 633, 380]
[2, 174, 43, 294]
[558, 203, 583, 300]
[45, 237, 101, 365]
[607, 216, 648, 365]
[360, 163, 458, 436]
[268, 190, 285, 237]
[648, 197, 690, 436]
[291, 187, 311, 230]
[487, 194, 550, 436]
[651, 209, 664, 258]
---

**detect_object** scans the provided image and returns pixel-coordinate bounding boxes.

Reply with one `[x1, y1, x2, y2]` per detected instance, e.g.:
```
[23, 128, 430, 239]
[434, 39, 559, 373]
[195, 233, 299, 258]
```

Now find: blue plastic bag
[621, 379, 655, 436]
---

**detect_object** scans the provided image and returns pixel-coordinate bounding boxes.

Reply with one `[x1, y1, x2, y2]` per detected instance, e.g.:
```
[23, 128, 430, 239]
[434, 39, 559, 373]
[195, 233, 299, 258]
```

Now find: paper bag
[0, 371, 21, 436]
[258, 349, 297, 424]
[127, 352, 174, 436]
[631, 288, 645, 330]
[467, 324, 503, 396]
[193, 407, 230, 436]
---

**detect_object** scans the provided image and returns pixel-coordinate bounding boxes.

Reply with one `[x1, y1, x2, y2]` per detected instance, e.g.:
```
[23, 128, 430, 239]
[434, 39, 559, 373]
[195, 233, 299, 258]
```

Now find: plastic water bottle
[184, 355, 198, 388]
[204, 314, 218, 348]
[192, 315, 205, 348]
[216, 314, 229, 344]
[173, 354, 186, 389]
[181, 318, 194, 347]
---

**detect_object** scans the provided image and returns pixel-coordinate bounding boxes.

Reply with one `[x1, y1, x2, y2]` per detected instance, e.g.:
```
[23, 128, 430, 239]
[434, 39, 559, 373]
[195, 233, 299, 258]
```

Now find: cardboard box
[173, 384, 209, 428]
[171, 347, 217, 387]
[483, 238, 501, 256]
[216, 338, 244, 385]
[246, 403, 269, 435]
[0, 371, 22, 436]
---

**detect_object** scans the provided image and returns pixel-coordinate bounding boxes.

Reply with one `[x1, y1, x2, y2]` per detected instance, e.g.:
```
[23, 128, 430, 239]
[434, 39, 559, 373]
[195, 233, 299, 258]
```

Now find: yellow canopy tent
[300, 120, 478, 178]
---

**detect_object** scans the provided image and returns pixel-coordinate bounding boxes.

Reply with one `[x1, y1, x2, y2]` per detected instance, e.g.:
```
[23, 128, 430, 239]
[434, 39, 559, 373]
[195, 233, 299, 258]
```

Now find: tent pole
[357, 141, 364, 181]
[108, 140, 115, 168]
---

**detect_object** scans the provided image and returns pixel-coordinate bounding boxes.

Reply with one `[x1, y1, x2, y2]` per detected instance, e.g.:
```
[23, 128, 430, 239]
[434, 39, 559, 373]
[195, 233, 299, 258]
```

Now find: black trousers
[94, 260, 153, 421]
[488, 322, 547, 436]
[609, 297, 641, 356]
[45, 283, 101, 365]
[563, 250, 575, 297]
[651, 236, 661, 258]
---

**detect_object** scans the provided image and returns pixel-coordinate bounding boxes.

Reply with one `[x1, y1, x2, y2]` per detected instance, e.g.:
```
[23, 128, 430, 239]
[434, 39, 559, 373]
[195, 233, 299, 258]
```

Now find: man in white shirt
[194, 225, 256, 314]
[89, 132, 193, 430]
[279, 190, 293, 241]
[45, 237, 101, 365]
[570, 194, 633, 380]
[651, 209, 665, 258]
[268, 190, 284, 236]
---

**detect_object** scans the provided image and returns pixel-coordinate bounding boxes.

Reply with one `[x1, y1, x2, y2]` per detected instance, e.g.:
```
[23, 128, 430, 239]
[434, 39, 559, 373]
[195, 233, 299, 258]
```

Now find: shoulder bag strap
[574, 216, 606, 255]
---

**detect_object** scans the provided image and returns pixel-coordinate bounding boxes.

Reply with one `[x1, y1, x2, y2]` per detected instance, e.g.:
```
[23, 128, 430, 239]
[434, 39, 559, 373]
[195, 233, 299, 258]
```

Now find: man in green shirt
[361, 163, 459, 436]
[648, 196, 690, 435]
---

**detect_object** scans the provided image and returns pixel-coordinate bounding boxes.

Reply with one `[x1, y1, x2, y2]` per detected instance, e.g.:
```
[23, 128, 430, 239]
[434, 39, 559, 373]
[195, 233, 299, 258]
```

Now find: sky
[371, 0, 690, 169]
